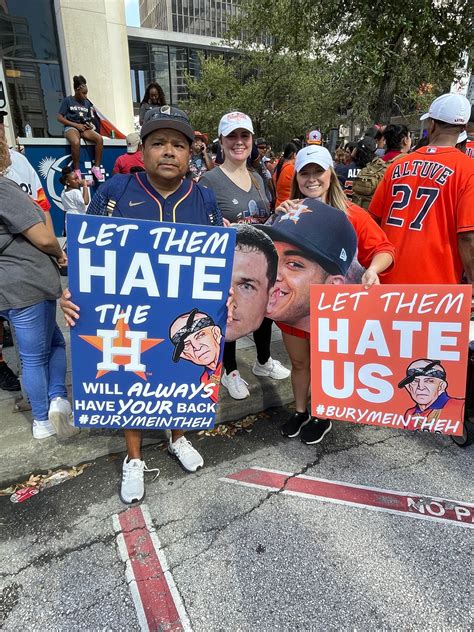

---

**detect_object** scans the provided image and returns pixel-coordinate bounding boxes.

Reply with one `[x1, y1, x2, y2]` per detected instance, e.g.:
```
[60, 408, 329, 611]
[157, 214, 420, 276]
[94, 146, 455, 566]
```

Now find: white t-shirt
[61, 188, 87, 214]
[7, 149, 50, 210]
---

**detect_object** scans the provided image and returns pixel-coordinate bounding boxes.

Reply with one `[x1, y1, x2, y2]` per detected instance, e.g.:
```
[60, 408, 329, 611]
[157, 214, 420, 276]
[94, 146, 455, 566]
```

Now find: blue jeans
[0, 300, 67, 421]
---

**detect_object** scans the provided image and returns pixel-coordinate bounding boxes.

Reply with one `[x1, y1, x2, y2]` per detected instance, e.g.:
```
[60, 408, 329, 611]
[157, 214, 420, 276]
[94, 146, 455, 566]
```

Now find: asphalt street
[0, 406, 472, 631]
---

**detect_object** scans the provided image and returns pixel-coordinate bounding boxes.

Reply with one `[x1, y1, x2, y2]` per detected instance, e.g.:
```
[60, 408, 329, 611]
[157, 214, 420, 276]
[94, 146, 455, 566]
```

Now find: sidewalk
[0, 306, 293, 486]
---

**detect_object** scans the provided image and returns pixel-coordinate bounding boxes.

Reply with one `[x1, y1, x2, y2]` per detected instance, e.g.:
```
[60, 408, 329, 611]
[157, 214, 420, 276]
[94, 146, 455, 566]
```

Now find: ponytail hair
[383, 124, 409, 152]
[73, 75, 87, 90]
[274, 142, 298, 183]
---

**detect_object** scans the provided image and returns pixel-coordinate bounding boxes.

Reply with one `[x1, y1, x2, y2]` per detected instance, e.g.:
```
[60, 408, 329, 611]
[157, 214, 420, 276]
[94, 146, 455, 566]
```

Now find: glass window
[150, 44, 171, 104]
[0, 0, 65, 136]
[128, 40, 151, 105]
[169, 47, 188, 105]
[188, 48, 202, 81]
[5, 59, 62, 137]
[0, 0, 60, 61]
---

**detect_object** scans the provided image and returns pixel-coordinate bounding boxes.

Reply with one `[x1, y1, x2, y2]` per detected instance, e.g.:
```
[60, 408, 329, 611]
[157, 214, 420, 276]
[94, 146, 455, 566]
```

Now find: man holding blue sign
[62, 107, 226, 505]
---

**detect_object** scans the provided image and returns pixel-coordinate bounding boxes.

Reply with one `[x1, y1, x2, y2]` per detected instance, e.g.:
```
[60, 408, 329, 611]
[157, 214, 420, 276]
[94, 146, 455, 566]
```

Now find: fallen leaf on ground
[0, 462, 92, 496]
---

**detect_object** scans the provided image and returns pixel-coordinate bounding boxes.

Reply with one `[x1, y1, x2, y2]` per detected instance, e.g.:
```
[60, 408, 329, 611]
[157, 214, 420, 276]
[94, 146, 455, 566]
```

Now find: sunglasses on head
[149, 106, 190, 123]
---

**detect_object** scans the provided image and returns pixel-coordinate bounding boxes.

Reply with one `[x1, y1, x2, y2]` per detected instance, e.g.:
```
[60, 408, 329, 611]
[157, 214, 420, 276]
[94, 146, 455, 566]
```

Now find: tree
[184, 50, 344, 147]
[228, 0, 473, 124]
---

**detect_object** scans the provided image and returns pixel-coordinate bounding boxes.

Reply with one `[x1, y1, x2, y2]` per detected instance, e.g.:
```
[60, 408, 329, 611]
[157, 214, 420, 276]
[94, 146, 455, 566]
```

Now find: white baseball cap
[126, 132, 140, 153]
[457, 130, 468, 143]
[420, 93, 471, 125]
[295, 146, 333, 173]
[306, 129, 322, 145]
[218, 112, 254, 136]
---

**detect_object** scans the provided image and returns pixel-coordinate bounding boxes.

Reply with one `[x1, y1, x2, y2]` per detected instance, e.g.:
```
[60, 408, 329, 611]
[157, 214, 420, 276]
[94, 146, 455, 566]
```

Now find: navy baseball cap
[260, 198, 357, 276]
[141, 105, 195, 143]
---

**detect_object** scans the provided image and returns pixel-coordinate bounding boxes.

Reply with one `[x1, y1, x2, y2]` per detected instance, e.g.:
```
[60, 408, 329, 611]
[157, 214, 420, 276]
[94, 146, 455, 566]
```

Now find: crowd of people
[0, 76, 473, 505]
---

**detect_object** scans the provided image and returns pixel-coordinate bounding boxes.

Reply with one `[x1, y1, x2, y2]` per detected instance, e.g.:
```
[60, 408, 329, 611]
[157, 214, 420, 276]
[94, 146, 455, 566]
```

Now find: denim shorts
[64, 124, 95, 135]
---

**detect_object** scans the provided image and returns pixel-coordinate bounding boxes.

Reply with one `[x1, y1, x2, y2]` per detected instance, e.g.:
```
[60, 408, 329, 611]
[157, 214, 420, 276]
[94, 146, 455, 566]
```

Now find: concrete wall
[54, 0, 135, 136]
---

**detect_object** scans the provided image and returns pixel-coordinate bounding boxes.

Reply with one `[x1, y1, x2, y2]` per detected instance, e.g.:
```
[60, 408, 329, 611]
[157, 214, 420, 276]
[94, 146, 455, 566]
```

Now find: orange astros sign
[310, 285, 471, 436]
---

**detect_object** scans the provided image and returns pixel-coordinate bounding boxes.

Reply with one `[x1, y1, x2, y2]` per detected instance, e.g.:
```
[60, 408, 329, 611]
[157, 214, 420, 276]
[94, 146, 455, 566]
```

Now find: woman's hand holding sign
[361, 267, 380, 289]
[274, 199, 302, 215]
[361, 252, 394, 290]
[60, 288, 80, 327]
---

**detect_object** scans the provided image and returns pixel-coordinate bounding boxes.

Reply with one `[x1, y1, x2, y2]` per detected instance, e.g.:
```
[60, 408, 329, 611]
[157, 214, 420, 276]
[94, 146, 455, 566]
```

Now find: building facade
[128, 26, 233, 107]
[0, 1, 232, 144]
[139, 0, 240, 39]
[0, 0, 65, 138]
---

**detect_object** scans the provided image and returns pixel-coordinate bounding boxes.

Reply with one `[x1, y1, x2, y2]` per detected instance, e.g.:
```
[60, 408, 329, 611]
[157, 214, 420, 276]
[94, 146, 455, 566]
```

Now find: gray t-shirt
[200, 167, 270, 223]
[0, 177, 61, 311]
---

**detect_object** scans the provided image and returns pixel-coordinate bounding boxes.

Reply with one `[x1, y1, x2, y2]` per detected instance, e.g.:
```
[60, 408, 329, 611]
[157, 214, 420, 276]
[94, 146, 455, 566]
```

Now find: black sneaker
[300, 418, 332, 445]
[2, 324, 13, 348]
[280, 410, 311, 437]
[0, 361, 20, 391]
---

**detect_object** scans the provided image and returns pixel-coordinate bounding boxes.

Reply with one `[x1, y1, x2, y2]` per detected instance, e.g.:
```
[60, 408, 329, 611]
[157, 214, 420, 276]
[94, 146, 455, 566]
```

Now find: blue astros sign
[67, 214, 235, 430]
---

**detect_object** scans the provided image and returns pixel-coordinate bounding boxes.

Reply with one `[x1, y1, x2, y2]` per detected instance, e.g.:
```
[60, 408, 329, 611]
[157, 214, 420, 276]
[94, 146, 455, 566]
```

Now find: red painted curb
[224, 467, 473, 528]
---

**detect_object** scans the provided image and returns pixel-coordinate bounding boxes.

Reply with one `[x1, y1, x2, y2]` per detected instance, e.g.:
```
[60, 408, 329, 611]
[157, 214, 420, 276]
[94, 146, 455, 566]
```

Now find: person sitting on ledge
[57, 75, 104, 183]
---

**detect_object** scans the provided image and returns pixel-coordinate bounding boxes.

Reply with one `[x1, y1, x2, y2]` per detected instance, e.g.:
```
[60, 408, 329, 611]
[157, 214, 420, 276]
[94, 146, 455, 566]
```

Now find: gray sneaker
[120, 457, 160, 505]
[48, 397, 80, 439]
[168, 436, 204, 472]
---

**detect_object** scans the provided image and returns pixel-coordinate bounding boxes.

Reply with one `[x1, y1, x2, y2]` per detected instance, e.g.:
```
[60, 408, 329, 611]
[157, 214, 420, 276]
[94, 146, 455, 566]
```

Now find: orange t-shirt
[274, 160, 295, 207]
[347, 202, 395, 272]
[368, 146, 474, 284]
[466, 139, 474, 159]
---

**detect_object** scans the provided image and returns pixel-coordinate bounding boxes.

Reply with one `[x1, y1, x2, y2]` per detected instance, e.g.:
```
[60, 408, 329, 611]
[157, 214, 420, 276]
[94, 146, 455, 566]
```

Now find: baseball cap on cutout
[218, 112, 254, 137]
[420, 93, 471, 125]
[295, 146, 333, 173]
[260, 198, 357, 276]
[126, 132, 140, 153]
[140, 105, 195, 143]
[306, 129, 322, 145]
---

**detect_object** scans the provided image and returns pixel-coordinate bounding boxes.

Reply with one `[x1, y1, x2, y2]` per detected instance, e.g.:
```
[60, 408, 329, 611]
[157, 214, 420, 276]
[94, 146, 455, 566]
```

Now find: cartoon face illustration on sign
[169, 309, 222, 370]
[169, 309, 223, 403]
[398, 358, 465, 423]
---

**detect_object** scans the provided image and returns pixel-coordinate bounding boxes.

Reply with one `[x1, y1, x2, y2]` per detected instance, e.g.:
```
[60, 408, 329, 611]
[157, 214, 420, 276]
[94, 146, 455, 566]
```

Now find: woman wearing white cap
[201, 112, 290, 399]
[276, 145, 395, 444]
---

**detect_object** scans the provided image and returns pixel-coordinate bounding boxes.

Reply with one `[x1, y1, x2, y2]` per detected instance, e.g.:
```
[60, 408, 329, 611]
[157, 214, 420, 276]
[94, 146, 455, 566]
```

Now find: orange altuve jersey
[369, 146, 474, 284]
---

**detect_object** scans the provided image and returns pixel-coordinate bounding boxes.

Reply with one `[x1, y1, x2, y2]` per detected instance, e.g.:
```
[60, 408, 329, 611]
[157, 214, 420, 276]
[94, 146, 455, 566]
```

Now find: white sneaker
[221, 370, 250, 399]
[48, 397, 79, 439]
[120, 457, 160, 505]
[168, 436, 204, 473]
[252, 357, 290, 380]
[32, 419, 56, 439]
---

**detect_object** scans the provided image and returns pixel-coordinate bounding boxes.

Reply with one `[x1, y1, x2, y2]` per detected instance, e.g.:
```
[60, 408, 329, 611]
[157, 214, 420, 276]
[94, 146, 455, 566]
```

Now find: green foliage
[183, 50, 344, 147]
[182, 0, 472, 144]
[228, 0, 473, 125]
